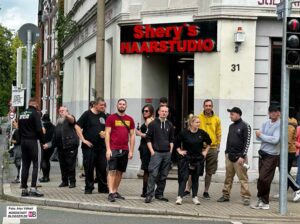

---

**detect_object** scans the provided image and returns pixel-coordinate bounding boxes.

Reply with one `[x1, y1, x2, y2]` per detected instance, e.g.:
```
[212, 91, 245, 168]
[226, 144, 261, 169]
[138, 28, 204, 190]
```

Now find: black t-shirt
[77, 110, 107, 148]
[175, 129, 212, 157]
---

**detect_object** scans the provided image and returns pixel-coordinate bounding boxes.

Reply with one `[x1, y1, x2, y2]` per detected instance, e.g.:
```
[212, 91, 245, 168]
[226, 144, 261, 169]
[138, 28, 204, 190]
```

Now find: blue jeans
[297, 155, 300, 185]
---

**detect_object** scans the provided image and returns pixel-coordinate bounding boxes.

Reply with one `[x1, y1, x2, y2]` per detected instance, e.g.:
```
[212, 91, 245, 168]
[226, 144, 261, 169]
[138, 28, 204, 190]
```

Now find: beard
[57, 116, 65, 125]
[117, 108, 126, 113]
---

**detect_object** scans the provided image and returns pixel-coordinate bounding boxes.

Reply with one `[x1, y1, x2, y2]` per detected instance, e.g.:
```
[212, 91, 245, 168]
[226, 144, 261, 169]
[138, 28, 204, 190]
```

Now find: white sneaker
[273, 194, 279, 199]
[250, 199, 270, 210]
[176, 196, 182, 205]
[192, 196, 201, 205]
[293, 190, 300, 202]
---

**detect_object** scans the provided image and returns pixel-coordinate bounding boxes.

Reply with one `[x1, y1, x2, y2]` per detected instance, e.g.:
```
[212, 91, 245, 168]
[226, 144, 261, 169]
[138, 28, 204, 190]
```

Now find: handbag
[228, 152, 240, 162]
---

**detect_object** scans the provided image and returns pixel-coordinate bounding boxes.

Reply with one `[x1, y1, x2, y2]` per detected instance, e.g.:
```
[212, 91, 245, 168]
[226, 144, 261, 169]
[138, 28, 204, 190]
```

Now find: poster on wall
[120, 21, 217, 54]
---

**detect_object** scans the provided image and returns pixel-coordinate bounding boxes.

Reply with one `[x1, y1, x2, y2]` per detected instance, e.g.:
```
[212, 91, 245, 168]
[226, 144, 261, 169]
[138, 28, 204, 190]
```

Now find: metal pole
[26, 30, 32, 108]
[279, 0, 290, 215]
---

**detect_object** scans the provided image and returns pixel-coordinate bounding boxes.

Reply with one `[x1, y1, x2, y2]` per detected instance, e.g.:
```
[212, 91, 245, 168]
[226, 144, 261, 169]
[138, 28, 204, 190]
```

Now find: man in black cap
[217, 107, 251, 206]
[251, 105, 281, 210]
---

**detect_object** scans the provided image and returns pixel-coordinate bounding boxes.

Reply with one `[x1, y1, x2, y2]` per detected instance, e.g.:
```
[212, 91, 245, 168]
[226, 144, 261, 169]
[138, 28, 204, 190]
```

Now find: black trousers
[146, 151, 171, 197]
[58, 146, 78, 184]
[21, 139, 40, 188]
[177, 157, 203, 198]
[82, 146, 107, 192]
[41, 147, 54, 179]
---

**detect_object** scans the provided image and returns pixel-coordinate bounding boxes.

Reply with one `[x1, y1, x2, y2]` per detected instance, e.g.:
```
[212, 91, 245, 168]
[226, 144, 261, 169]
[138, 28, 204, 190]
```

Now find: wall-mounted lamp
[234, 27, 245, 53]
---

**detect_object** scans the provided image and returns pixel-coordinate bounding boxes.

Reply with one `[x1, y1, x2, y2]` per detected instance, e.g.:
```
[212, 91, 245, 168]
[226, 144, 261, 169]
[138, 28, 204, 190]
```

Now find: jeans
[297, 155, 300, 186]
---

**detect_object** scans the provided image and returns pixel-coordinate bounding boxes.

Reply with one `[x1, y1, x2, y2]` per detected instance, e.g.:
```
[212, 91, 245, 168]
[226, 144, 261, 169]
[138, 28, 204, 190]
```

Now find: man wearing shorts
[105, 99, 135, 202]
[198, 99, 222, 199]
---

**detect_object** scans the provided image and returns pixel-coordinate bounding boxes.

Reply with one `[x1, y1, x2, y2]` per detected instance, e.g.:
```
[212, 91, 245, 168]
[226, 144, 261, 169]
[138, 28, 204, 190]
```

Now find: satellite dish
[18, 23, 40, 45]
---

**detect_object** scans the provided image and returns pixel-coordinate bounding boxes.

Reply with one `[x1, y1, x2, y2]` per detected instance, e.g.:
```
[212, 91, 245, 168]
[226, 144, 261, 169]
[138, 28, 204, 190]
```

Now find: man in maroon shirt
[105, 99, 135, 202]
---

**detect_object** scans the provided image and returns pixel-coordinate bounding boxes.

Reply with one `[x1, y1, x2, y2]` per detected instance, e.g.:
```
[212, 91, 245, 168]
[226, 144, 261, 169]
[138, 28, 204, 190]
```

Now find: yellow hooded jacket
[198, 112, 221, 149]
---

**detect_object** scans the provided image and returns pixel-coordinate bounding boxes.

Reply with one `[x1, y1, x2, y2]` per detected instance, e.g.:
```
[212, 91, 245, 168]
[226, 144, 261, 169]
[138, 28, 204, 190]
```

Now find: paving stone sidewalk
[3, 162, 300, 223]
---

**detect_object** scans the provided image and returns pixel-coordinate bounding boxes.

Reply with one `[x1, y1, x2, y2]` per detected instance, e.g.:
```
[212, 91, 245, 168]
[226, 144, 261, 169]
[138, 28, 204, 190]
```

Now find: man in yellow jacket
[198, 99, 222, 199]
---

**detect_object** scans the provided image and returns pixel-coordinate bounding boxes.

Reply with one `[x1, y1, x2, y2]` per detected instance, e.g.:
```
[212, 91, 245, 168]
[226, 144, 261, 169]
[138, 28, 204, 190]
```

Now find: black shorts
[108, 150, 129, 172]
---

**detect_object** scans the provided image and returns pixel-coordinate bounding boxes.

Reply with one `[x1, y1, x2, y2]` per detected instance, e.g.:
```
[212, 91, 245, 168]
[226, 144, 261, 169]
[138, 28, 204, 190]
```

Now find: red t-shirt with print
[105, 113, 135, 150]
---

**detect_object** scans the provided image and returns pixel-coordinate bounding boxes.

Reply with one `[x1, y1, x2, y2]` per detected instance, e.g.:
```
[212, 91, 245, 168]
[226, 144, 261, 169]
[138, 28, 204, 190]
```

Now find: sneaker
[203, 192, 210, 200]
[176, 196, 182, 205]
[108, 193, 116, 202]
[21, 189, 29, 197]
[250, 199, 270, 210]
[217, 196, 230, 202]
[192, 196, 201, 205]
[273, 194, 279, 199]
[293, 190, 300, 202]
[29, 188, 44, 197]
[114, 192, 125, 200]
[243, 198, 250, 206]
[155, 195, 169, 202]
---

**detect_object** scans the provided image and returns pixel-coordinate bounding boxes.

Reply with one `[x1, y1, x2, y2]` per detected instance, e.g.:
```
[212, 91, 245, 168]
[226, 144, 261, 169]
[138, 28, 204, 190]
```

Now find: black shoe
[203, 192, 210, 200]
[69, 183, 76, 188]
[217, 196, 230, 202]
[145, 196, 152, 203]
[84, 190, 92, 194]
[98, 187, 109, 193]
[114, 192, 125, 200]
[21, 189, 29, 197]
[140, 193, 146, 198]
[29, 189, 44, 197]
[108, 193, 116, 202]
[39, 177, 49, 183]
[58, 182, 68, 187]
[155, 196, 169, 202]
[11, 178, 20, 184]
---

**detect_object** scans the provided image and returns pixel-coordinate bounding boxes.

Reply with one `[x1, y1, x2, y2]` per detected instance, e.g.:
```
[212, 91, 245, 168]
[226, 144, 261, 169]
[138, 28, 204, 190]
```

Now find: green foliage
[0, 25, 23, 116]
[55, 0, 80, 60]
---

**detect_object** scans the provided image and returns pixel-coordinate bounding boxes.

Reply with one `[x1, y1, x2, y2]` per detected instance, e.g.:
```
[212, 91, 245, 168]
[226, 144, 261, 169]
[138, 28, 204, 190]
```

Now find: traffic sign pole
[26, 30, 32, 108]
[279, 0, 290, 216]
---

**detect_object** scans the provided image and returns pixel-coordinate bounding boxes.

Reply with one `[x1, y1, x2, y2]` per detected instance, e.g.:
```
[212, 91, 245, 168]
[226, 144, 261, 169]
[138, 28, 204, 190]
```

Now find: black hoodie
[146, 118, 175, 152]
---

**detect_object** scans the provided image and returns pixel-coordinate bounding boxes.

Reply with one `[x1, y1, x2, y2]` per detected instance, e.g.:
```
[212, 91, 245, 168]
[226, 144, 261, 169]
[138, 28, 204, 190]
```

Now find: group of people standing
[12, 96, 300, 208]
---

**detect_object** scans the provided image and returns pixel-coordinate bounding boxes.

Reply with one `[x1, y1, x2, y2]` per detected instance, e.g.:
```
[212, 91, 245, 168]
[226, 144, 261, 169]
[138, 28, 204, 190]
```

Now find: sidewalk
[3, 163, 300, 223]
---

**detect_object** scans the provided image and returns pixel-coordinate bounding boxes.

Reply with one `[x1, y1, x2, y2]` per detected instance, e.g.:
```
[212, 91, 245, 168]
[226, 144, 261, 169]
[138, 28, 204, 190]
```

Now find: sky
[0, 0, 38, 32]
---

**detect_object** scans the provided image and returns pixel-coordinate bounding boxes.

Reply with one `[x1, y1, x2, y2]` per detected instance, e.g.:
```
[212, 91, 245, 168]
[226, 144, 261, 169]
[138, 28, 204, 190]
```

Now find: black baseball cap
[268, 105, 280, 112]
[227, 107, 242, 116]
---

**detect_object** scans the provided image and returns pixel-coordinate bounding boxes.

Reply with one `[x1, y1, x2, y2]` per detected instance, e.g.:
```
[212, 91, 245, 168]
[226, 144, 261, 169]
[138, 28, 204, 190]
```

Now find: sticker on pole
[6, 206, 37, 219]
[11, 89, 25, 107]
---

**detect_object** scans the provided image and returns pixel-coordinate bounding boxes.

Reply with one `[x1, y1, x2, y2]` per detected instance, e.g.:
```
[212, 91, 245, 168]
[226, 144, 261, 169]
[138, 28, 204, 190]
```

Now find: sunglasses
[143, 110, 149, 113]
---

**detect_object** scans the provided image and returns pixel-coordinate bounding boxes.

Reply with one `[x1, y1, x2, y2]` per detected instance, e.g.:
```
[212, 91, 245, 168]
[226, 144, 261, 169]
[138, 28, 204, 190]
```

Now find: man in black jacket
[19, 98, 45, 197]
[145, 105, 175, 203]
[44, 106, 79, 188]
[217, 107, 251, 206]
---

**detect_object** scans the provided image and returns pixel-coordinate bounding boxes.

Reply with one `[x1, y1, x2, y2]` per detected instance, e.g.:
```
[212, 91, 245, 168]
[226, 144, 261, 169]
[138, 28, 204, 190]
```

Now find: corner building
[62, 0, 300, 178]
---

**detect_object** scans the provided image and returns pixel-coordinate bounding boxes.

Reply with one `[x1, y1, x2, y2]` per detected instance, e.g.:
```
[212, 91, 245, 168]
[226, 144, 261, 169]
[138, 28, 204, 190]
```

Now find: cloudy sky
[0, 0, 38, 32]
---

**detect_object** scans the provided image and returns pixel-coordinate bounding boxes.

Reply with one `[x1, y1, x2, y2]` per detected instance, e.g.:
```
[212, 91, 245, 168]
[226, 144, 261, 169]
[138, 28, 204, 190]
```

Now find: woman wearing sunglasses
[136, 104, 154, 197]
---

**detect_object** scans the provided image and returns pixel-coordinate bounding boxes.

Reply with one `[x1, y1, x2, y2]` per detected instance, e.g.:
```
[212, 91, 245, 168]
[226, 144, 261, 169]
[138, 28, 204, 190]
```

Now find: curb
[2, 184, 300, 223]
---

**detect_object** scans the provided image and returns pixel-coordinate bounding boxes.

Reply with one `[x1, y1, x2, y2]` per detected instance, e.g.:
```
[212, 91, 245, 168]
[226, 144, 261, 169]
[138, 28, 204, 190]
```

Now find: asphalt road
[0, 200, 233, 224]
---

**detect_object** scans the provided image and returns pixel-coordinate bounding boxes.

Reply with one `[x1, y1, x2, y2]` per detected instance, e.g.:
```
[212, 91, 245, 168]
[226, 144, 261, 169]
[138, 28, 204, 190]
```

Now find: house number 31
[231, 64, 240, 72]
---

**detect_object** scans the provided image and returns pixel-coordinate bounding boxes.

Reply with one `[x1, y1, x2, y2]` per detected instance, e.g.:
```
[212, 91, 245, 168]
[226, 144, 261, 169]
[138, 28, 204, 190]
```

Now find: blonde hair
[187, 115, 199, 130]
